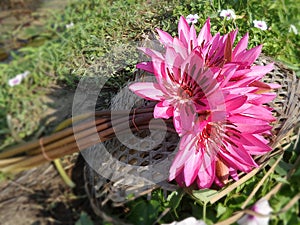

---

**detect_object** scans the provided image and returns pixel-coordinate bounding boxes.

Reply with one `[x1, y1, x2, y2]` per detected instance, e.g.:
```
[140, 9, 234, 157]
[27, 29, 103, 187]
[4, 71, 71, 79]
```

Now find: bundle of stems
[0, 104, 175, 173]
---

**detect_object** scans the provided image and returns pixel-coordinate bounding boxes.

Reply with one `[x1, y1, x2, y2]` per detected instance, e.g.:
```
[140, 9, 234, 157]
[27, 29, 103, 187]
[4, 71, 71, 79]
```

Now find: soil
[0, 85, 102, 224]
[40, 84, 75, 132]
[0, 154, 101, 225]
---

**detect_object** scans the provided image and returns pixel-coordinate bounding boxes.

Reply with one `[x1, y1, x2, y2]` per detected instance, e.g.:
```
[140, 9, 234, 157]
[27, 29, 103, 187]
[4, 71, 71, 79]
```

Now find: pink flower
[8, 71, 30, 87]
[253, 20, 268, 31]
[139, 16, 264, 73]
[186, 14, 200, 24]
[220, 9, 236, 20]
[130, 16, 277, 189]
[129, 49, 220, 135]
[237, 198, 273, 225]
[169, 84, 275, 188]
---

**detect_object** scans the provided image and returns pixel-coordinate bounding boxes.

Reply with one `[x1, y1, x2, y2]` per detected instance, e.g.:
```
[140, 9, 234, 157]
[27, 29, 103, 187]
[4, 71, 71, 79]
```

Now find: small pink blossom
[237, 198, 273, 225]
[8, 71, 30, 87]
[162, 217, 206, 225]
[220, 9, 236, 20]
[186, 14, 199, 24]
[253, 20, 268, 30]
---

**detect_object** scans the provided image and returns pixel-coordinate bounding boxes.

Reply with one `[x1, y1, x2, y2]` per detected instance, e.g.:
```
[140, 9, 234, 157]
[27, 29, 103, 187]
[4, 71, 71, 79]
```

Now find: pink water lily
[138, 16, 268, 87]
[170, 64, 277, 187]
[130, 16, 278, 189]
[169, 88, 275, 188]
[130, 49, 221, 135]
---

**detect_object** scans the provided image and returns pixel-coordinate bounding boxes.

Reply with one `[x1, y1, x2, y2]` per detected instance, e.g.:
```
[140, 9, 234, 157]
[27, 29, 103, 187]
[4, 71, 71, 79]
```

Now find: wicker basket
[83, 55, 300, 224]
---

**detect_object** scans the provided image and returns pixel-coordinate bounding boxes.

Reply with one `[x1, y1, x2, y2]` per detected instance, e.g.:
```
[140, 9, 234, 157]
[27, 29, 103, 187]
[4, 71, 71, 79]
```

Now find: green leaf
[218, 208, 233, 222]
[216, 203, 227, 218]
[292, 166, 300, 177]
[167, 189, 184, 210]
[273, 175, 289, 184]
[192, 189, 218, 204]
[127, 199, 161, 225]
[269, 158, 291, 176]
[75, 212, 94, 225]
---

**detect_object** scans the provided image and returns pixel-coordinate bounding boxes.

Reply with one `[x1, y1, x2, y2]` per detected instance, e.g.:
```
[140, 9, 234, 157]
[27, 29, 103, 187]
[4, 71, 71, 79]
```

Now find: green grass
[173, 0, 300, 71]
[1, 0, 299, 150]
[1, 0, 300, 224]
[0, 0, 177, 149]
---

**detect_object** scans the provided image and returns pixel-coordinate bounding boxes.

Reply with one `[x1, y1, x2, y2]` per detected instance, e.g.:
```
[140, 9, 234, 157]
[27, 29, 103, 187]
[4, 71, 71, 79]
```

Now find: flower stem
[54, 159, 75, 188]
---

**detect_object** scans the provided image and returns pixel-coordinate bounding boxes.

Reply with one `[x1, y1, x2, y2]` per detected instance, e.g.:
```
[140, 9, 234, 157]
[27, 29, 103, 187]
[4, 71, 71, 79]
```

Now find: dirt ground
[0, 85, 102, 224]
[0, 155, 92, 225]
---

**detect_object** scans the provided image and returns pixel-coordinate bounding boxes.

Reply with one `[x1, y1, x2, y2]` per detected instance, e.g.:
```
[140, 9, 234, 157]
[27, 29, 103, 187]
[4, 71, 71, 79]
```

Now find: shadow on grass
[0, 82, 105, 224]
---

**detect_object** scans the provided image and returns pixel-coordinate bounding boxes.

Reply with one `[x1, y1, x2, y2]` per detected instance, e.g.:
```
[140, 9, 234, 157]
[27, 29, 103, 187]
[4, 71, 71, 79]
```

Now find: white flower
[186, 14, 200, 24]
[20, 70, 30, 79]
[162, 217, 206, 225]
[66, 22, 74, 29]
[220, 9, 236, 20]
[237, 198, 273, 225]
[253, 20, 268, 30]
[8, 71, 30, 87]
[289, 24, 298, 35]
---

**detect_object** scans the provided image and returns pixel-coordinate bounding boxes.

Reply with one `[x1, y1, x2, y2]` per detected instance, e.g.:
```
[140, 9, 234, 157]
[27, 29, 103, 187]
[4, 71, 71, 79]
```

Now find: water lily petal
[169, 133, 198, 181]
[188, 24, 198, 52]
[129, 82, 164, 101]
[184, 149, 203, 186]
[180, 103, 196, 131]
[156, 28, 173, 46]
[225, 95, 247, 111]
[233, 33, 249, 56]
[235, 45, 262, 66]
[154, 101, 173, 119]
[245, 63, 274, 80]
[225, 140, 258, 167]
[240, 105, 275, 121]
[197, 153, 215, 188]
[138, 47, 164, 59]
[178, 16, 191, 48]
[219, 149, 255, 172]
[136, 61, 154, 73]
[197, 18, 212, 46]
[239, 134, 271, 154]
